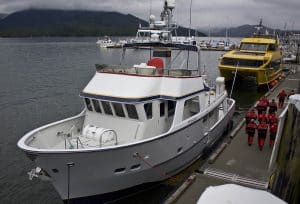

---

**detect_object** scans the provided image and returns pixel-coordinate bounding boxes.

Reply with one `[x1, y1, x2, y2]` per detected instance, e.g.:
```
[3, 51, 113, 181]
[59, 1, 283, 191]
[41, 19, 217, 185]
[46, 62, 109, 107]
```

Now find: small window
[130, 164, 141, 171]
[114, 167, 126, 174]
[52, 169, 59, 173]
[112, 103, 125, 117]
[160, 102, 165, 117]
[144, 103, 153, 119]
[177, 147, 183, 154]
[92, 99, 101, 113]
[101, 101, 113, 115]
[167, 101, 176, 117]
[126, 104, 138, 119]
[84, 98, 93, 111]
[183, 96, 200, 120]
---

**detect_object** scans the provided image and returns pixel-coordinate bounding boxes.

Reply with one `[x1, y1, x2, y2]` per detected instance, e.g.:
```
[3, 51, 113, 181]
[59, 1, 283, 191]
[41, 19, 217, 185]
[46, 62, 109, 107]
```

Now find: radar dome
[149, 15, 156, 23]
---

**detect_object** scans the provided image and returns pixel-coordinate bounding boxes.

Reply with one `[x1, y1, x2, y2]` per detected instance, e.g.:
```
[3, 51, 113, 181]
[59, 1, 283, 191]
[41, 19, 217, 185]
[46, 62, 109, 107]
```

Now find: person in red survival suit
[268, 113, 278, 125]
[268, 99, 278, 114]
[277, 90, 287, 108]
[257, 120, 268, 151]
[269, 123, 278, 148]
[245, 109, 257, 124]
[246, 119, 257, 146]
[256, 100, 267, 114]
[258, 111, 268, 123]
[261, 96, 269, 106]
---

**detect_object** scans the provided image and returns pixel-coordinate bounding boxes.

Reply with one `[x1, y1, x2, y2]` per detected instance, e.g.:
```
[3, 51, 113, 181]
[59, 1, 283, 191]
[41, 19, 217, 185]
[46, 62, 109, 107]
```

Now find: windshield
[240, 43, 267, 51]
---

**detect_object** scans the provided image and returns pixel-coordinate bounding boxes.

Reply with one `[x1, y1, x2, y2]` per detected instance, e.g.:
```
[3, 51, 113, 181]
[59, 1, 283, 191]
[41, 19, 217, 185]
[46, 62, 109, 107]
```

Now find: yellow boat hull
[219, 65, 282, 86]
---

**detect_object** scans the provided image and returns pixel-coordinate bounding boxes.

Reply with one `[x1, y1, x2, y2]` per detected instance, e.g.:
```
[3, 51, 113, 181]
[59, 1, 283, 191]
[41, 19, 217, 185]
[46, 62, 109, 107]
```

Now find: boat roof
[123, 42, 199, 52]
[80, 66, 206, 103]
[241, 36, 277, 44]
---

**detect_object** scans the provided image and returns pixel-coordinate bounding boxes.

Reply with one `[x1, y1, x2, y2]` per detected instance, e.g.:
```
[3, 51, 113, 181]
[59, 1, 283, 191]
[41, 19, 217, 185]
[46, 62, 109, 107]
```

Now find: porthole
[130, 164, 141, 171]
[52, 169, 59, 173]
[177, 147, 183, 154]
[114, 168, 126, 174]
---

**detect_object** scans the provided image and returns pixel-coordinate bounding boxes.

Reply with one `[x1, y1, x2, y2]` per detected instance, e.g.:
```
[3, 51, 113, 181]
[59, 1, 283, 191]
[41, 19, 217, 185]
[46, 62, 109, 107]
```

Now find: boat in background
[218, 19, 283, 86]
[130, 0, 197, 47]
[96, 36, 118, 48]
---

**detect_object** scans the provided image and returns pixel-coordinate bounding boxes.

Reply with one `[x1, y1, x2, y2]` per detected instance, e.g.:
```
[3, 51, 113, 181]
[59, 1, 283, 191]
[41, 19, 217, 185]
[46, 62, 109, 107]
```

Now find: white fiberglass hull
[19, 99, 235, 200]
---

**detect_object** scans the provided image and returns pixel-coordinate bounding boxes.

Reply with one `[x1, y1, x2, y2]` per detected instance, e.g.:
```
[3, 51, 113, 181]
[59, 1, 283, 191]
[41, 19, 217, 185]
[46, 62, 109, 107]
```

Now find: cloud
[0, 0, 299, 29]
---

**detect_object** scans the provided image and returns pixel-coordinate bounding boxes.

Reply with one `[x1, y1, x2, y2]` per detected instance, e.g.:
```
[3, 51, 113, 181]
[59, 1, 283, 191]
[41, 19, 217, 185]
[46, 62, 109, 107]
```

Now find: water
[0, 37, 265, 204]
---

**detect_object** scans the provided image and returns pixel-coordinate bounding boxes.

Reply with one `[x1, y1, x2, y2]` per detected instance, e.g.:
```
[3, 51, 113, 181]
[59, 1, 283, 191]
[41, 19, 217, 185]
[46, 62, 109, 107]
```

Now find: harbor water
[0, 37, 266, 204]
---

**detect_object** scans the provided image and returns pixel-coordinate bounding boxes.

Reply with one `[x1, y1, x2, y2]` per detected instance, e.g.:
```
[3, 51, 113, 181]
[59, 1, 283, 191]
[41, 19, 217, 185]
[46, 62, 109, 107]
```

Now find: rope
[264, 70, 271, 91]
[229, 62, 239, 98]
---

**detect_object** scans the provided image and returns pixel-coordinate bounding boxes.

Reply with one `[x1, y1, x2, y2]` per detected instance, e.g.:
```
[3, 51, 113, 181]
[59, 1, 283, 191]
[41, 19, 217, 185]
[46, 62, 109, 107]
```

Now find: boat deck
[165, 64, 300, 204]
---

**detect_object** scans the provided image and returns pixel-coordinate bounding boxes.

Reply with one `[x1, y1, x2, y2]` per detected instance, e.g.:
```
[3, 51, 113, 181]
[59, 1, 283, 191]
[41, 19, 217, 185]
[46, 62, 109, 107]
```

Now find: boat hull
[21, 99, 235, 200]
[219, 66, 282, 86]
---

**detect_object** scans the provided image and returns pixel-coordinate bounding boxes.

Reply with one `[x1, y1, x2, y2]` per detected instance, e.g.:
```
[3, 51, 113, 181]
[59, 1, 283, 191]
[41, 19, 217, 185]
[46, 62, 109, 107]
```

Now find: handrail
[95, 64, 200, 77]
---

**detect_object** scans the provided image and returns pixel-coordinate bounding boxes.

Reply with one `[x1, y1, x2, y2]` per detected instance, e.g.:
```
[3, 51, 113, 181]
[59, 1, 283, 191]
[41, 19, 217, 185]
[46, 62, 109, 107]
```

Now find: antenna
[189, 0, 193, 37]
[150, 0, 152, 16]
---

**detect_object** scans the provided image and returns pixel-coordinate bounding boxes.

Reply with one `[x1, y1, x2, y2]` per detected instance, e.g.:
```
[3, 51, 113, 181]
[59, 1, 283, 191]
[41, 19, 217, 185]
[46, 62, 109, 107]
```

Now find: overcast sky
[0, 0, 299, 29]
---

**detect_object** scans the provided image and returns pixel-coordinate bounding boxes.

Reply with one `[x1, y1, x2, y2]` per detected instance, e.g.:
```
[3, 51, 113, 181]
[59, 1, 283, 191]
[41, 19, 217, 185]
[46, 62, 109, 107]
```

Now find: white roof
[289, 94, 300, 111]
[82, 72, 204, 101]
[197, 184, 287, 204]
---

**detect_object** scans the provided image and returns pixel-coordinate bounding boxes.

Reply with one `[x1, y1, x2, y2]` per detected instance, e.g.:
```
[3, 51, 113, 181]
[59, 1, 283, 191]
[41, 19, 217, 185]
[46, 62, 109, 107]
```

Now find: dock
[164, 64, 300, 204]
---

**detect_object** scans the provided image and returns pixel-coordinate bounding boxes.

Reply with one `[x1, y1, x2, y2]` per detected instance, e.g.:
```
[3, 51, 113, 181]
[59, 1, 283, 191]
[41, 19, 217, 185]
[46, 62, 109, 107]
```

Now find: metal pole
[67, 162, 75, 204]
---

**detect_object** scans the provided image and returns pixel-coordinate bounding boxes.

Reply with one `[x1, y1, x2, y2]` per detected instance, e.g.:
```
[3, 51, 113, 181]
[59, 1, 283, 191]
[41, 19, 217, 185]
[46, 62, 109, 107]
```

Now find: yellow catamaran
[218, 20, 282, 86]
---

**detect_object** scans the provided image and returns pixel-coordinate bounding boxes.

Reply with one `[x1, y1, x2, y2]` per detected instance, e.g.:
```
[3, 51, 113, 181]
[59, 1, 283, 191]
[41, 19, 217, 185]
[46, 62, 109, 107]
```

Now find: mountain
[199, 24, 281, 37]
[0, 14, 7, 19]
[0, 9, 205, 37]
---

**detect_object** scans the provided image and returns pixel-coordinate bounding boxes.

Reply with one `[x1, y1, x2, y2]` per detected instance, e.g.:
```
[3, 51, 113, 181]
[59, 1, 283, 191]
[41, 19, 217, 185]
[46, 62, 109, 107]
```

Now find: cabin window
[92, 99, 102, 113]
[144, 103, 153, 119]
[240, 43, 267, 51]
[221, 58, 264, 68]
[112, 103, 125, 117]
[160, 102, 165, 117]
[269, 60, 281, 69]
[101, 101, 113, 115]
[183, 96, 200, 120]
[268, 44, 276, 51]
[167, 101, 176, 117]
[84, 98, 93, 111]
[126, 104, 139, 120]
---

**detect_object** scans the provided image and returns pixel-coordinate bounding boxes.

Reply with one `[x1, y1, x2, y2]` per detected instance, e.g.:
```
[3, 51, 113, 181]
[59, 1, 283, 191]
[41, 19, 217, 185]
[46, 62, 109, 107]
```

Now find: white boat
[96, 36, 116, 48]
[17, 0, 235, 202]
[18, 42, 235, 201]
[130, 0, 197, 47]
[283, 53, 297, 63]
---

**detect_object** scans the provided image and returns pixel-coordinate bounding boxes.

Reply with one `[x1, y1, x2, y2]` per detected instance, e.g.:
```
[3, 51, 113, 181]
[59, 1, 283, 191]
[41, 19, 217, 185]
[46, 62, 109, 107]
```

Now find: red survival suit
[245, 111, 257, 124]
[256, 101, 267, 114]
[277, 90, 287, 108]
[257, 121, 268, 151]
[268, 100, 278, 114]
[246, 121, 257, 146]
[269, 123, 278, 148]
[268, 113, 278, 125]
[258, 112, 268, 123]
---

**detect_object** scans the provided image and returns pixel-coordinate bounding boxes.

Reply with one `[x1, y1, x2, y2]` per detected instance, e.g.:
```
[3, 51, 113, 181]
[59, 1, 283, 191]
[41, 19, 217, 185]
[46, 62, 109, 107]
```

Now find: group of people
[245, 89, 295, 151]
